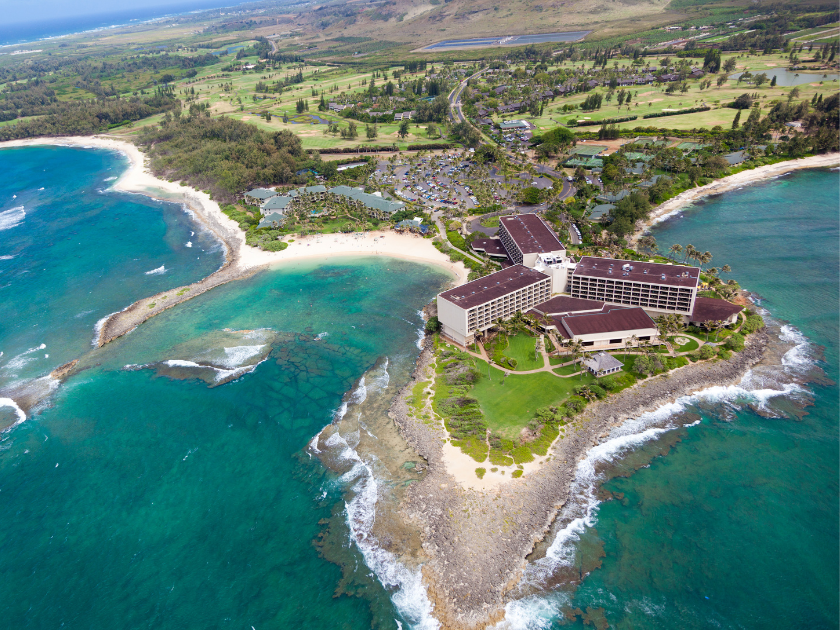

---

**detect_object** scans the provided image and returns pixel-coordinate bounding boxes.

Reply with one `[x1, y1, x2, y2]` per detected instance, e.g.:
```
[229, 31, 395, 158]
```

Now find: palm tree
[683, 244, 696, 264]
[668, 243, 683, 261]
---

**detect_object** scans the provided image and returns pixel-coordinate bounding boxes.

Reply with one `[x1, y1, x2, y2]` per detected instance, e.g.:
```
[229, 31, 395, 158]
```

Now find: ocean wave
[331, 430, 440, 630]
[1, 343, 47, 374]
[0, 206, 25, 231]
[505, 325, 814, 625]
[416, 310, 426, 350]
[0, 397, 27, 430]
[0, 255, 14, 260]
[144, 265, 166, 275]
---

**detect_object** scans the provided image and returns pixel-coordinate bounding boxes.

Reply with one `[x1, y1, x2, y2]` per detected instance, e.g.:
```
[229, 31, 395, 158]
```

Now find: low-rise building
[583, 352, 624, 377]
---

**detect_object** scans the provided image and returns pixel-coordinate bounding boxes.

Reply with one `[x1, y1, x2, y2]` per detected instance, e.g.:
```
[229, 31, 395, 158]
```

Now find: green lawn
[502, 333, 544, 371]
[669, 335, 700, 353]
[469, 357, 594, 437]
[553, 364, 582, 376]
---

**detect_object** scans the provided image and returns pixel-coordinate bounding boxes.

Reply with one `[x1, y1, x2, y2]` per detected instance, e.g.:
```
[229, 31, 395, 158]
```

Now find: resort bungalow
[244, 188, 277, 205]
[258, 212, 286, 229]
[260, 195, 293, 213]
[688, 297, 742, 326]
[583, 352, 624, 377]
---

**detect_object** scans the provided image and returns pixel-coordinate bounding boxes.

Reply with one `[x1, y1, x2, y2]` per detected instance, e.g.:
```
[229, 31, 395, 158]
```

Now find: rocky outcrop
[389, 330, 769, 629]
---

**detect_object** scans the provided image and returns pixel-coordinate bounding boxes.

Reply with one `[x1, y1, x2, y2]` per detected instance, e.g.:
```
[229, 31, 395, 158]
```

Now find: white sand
[633, 152, 840, 243]
[441, 440, 553, 491]
[0, 135, 469, 284]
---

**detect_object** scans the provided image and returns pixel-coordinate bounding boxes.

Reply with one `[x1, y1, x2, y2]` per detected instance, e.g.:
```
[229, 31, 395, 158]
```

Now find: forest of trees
[0, 91, 181, 141]
[136, 116, 318, 201]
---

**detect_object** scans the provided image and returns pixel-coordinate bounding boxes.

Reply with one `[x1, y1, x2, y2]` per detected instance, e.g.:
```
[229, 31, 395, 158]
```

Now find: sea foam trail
[317, 360, 439, 629]
[0, 206, 25, 231]
[144, 265, 166, 275]
[495, 324, 815, 629]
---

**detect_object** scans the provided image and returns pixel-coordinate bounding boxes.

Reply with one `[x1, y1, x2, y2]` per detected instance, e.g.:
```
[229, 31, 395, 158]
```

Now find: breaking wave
[0, 206, 25, 231]
[145, 265, 166, 275]
[495, 322, 817, 629]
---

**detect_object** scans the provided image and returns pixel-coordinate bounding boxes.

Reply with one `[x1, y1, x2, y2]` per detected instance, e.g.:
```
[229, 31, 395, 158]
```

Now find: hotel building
[569, 257, 699, 316]
[437, 265, 551, 346]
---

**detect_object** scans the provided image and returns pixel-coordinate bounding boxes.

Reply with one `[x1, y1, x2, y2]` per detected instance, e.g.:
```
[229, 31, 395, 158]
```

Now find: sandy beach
[632, 152, 840, 244]
[0, 136, 468, 345]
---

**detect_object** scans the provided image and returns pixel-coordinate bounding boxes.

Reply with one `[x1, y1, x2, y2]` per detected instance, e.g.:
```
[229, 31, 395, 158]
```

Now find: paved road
[448, 68, 487, 124]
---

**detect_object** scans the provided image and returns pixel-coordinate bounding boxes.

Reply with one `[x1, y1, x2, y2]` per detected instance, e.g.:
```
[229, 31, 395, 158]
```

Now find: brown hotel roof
[530, 295, 605, 316]
[438, 265, 548, 309]
[499, 214, 565, 255]
[562, 306, 657, 336]
[689, 297, 742, 323]
[573, 256, 700, 288]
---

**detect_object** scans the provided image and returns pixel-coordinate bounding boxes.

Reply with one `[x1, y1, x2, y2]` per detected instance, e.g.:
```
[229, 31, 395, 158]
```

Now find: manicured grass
[468, 357, 594, 437]
[553, 364, 582, 376]
[549, 355, 567, 366]
[479, 215, 500, 228]
[669, 335, 700, 353]
[502, 333, 544, 371]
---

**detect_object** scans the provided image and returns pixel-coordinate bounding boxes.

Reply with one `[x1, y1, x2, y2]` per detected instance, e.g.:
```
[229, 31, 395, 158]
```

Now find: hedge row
[642, 106, 711, 119]
[569, 115, 638, 127]
[317, 142, 456, 154]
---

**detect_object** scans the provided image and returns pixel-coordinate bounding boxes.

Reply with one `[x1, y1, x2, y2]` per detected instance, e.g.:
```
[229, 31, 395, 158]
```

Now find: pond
[289, 114, 330, 125]
[730, 67, 840, 87]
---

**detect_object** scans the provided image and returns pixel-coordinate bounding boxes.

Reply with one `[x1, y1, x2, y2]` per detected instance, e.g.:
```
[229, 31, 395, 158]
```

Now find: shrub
[697, 344, 716, 360]
[741, 313, 765, 334]
[643, 106, 710, 119]
[726, 333, 745, 352]
[511, 469, 523, 478]
[511, 445, 534, 464]
[528, 424, 560, 456]
[261, 240, 288, 251]
[452, 437, 488, 462]
[489, 449, 514, 466]
[425, 315, 442, 333]
[475, 467, 486, 479]
[717, 348, 732, 360]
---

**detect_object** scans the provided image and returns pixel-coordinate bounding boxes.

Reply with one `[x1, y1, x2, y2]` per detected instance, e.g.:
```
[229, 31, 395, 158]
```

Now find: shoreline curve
[632, 152, 840, 244]
[0, 135, 469, 347]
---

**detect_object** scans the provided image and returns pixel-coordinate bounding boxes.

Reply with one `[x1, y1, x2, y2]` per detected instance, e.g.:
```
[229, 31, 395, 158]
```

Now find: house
[583, 352, 624, 377]
[589, 203, 615, 220]
[596, 189, 630, 203]
[688, 296, 742, 326]
[260, 195, 293, 212]
[258, 212, 286, 229]
[723, 151, 749, 165]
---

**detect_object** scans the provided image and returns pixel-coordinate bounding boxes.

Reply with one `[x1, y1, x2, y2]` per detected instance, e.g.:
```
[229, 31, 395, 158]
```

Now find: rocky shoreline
[389, 329, 769, 629]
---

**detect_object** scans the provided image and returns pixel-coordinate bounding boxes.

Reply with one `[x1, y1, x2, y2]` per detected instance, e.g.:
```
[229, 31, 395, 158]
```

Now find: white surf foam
[0, 206, 25, 231]
[0, 397, 27, 430]
[218, 345, 266, 369]
[0, 255, 15, 260]
[145, 265, 166, 275]
[185, 241, 193, 248]
[329, 429, 440, 630]
[1, 343, 47, 374]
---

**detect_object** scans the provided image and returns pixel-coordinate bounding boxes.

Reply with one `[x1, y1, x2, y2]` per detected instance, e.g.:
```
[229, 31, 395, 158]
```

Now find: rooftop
[690, 296, 742, 323]
[471, 238, 509, 258]
[499, 214, 565, 255]
[438, 265, 549, 309]
[583, 351, 624, 372]
[562, 306, 657, 336]
[573, 256, 700, 288]
[530, 295, 606, 316]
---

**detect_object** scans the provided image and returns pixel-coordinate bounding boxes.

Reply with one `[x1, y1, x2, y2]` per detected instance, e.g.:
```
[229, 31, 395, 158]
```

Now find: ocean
[0, 147, 837, 630]
[496, 168, 839, 629]
[0, 145, 450, 629]
[0, 2, 246, 47]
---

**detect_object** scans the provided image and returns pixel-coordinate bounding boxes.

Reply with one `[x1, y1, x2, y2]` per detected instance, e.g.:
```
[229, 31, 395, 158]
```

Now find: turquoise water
[0, 145, 223, 385]
[0, 146, 452, 628]
[503, 169, 839, 629]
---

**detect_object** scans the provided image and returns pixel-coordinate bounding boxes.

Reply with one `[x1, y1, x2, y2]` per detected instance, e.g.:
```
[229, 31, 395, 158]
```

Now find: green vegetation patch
[501, 333, 544, 371]
[475, 467, 486, 479]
